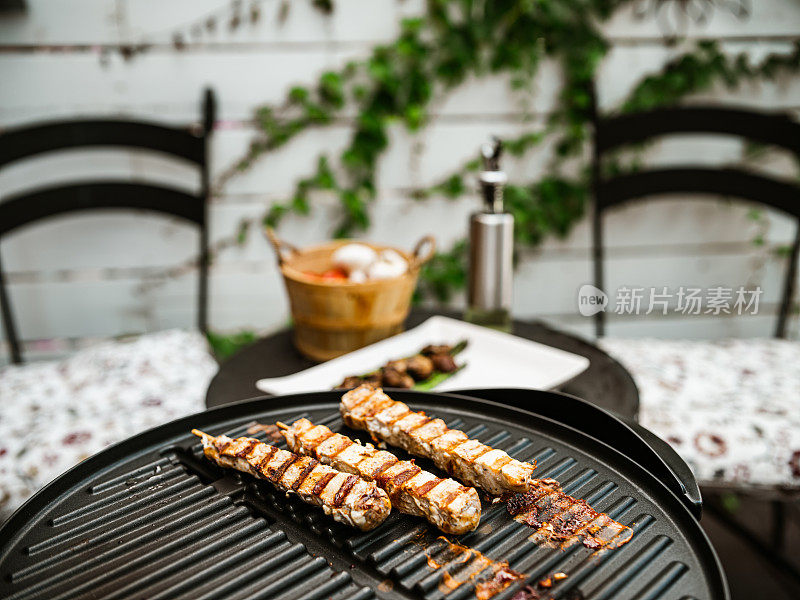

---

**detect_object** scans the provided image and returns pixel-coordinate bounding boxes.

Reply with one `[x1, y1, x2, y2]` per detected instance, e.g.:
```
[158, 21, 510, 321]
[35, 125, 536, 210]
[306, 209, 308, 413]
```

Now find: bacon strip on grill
[339, 385, 537, 495]
[192, 429, 391, 531]
[280, 418, 482, 534]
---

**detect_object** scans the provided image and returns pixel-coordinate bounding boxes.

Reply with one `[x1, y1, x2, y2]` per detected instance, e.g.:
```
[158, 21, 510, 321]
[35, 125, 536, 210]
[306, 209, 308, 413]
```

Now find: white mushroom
[348, 269, 367, 283]
[332, 243, 378, 274]
[367, 259, 406, 280]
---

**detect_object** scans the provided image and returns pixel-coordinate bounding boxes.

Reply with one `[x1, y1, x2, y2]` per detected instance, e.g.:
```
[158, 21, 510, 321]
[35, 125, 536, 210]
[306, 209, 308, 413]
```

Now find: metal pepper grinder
[465, 137, 513, 331]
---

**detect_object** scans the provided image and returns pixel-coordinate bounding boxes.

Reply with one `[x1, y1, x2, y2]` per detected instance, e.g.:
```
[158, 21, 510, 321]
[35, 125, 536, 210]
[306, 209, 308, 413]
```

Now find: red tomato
[320, 268, 348, 280]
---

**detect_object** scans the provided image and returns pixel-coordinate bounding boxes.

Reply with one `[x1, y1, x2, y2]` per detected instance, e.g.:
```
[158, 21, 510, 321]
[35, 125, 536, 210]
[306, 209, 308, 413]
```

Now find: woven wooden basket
[266, 228, 435, 361]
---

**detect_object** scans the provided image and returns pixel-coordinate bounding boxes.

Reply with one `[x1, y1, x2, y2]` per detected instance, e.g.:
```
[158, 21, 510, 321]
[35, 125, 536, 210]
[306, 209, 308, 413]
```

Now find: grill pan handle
[447, 388, 702, 519]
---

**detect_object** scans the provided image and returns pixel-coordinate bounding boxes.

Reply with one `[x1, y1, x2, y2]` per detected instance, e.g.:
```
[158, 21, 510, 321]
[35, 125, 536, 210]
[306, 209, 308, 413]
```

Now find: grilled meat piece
[430, 353, 458, 373]
[381, 367, 414, 389]
[336, 372, 383, 389]
[406, 355, 434, 380]
[363, 372, 383, 386]
[192, 429, 391, 530]
[281, 418, 481, 534]
[421, 344, 453, 356]
[337, 375, 365, 389]
[385, 359, 408, 373]
[340, 385, 538, 495]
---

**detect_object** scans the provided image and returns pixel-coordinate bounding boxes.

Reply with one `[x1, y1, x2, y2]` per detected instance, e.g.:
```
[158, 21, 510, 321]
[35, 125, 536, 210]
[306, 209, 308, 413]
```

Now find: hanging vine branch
[215, 1, 624, 238]
[411, 39, 800, 301]
[95, 0, 333, 64]
[195, 2, 800, 308]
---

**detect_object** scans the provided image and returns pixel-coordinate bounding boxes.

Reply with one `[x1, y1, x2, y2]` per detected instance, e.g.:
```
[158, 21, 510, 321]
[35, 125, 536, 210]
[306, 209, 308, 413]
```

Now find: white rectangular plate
[256, 316, 590, 396]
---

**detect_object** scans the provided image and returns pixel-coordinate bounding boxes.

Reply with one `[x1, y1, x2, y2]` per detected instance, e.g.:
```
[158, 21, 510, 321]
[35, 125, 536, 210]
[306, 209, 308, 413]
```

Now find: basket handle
[264, 227, 299, 265]
[408, 235, 436, 271]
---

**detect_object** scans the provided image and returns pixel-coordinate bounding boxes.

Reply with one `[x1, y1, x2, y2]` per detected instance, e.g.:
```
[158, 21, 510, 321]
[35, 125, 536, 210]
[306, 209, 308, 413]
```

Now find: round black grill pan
[0, 389, 728, 600]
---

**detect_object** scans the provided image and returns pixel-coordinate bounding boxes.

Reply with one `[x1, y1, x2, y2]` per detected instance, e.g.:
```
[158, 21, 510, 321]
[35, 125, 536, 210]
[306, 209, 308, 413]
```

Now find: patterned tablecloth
[0, 330, 218, 521]
[601, 337, 800, 490]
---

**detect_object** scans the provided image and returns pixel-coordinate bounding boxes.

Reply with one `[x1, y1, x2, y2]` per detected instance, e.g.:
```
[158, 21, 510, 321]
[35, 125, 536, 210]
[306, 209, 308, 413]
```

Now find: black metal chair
[590, 100, 800, 584]
[592, 104, 800, 339]
[0, 89, 216, 364]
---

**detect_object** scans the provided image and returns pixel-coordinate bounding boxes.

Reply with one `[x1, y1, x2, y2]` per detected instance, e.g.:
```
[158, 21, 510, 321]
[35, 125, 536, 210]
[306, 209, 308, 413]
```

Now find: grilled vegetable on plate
[336, 340, 467, 391]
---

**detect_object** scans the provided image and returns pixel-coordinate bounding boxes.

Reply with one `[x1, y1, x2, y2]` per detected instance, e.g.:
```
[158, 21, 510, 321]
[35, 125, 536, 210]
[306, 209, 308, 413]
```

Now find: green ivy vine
[217, 0, 800, 304]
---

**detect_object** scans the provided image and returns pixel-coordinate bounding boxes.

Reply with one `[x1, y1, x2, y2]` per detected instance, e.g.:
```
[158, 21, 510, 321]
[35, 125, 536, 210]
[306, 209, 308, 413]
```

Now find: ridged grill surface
[0, 395, 725, 600]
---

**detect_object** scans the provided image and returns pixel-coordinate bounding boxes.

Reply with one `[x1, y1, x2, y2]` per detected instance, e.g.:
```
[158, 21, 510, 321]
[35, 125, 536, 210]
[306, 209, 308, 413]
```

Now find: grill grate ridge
[590, 535, 674, 600]
[503, 437, 533, 457]
[317, 411, 343, 426]
[561, 468, 598, 495]
[52, 463, 185, 526]
[295, 571, 355, 600]
[25, 475, 208, 555]
[88, 457, 173, 494]
[226, 556, 330, 600]
[630, 561, 690, 600]
[142, 530, 291, 600]
[10, 494, 235, 593]
[277, 568, 354, 600]
[331, 586, 376, 600]
[523, 446, 556, 465]
[482, 431, 511, 447]
[189, 540, 301, 600]
[82, 518, 273, 600]
[22, 507, 257, 600]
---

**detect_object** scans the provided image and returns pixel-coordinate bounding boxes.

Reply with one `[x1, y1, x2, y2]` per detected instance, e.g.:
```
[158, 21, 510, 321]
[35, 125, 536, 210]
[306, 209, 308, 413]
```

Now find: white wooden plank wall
[1, 0, 799, 362]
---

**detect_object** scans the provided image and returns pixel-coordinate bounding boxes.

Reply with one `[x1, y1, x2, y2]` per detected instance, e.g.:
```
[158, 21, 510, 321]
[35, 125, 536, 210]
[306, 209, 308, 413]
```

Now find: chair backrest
[0, 89, 216, 364]
[591, 101, 800, 339]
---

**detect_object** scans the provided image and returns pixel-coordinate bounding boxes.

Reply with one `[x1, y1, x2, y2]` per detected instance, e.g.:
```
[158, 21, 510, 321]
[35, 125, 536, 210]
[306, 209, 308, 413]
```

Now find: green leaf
[288, 86, 309, 103]
[319, 71, 345, 107]
[265, 204, 288, 227]
[235, 220, 250, 245]
[206, 330, 258, 361]
[439, 174, 465, 198]
[291, 194, 310, 214]
[413, 364, 466, 391]
[404, 104, 424, 130]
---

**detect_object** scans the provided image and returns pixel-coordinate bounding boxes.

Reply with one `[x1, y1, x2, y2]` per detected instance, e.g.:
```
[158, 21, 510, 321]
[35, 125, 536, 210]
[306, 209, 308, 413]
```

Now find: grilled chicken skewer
[279, 418, 482, 534]
[192, 429, 391, 531]
[340, 385, 537, 496]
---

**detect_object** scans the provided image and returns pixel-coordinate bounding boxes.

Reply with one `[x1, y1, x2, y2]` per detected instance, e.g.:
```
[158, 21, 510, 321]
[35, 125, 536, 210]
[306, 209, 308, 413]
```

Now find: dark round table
[205, 309, 639, 418]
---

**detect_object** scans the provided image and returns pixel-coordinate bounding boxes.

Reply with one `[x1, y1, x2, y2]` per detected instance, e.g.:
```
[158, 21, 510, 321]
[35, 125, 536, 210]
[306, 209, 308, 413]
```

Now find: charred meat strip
[280, 418, 482, 534]
[340, 385, 537, 495]
[192, 429, 391, 531]
[507, 478, 632, 549]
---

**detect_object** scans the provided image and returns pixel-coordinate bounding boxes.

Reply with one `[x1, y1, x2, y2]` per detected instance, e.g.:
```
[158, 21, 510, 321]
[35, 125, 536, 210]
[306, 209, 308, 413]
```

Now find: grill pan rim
[0, 388, 729, 600]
